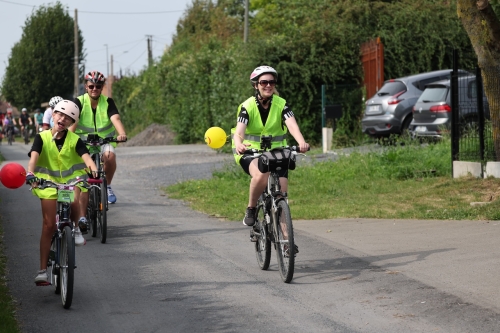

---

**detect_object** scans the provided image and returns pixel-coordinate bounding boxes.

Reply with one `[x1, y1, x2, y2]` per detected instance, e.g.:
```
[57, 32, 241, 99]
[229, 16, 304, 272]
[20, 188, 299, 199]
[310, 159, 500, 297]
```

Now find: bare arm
[285, 117, 309, 153]
[27, 151, 39, 187]
[81, 153, 98, 177]
[110, 114, 127, 142]
[234, 122, 249, 154]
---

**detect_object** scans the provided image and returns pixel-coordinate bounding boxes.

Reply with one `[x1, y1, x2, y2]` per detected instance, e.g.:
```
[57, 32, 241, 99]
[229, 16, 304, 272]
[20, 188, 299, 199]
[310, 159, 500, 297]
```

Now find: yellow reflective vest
[231, 95, 288, 164]
[76, 93, 117, 147]
[32, 130, 87, 199]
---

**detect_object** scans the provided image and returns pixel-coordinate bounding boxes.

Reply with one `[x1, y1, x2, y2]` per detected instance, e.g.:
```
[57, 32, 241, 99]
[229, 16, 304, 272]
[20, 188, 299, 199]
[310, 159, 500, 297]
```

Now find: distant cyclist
[19, 108, 33, 144]
[3, 109, 16, 143]
[43, 96, 64, 130]
[34, 108, 43, 133]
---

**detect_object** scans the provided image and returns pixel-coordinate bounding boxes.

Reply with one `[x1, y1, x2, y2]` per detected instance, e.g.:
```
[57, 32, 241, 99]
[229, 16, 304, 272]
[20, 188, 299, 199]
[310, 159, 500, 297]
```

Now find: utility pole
[244, 0, 249, 43]
[104, 44, 109, 78]
[146, 35, 153, 68]
[109, 54, 113, 98]
[73, 9, 79, 98]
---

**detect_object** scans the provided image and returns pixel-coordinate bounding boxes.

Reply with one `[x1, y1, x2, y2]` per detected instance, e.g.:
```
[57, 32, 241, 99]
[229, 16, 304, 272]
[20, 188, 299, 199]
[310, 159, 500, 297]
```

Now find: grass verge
[166, 139, 500, 221]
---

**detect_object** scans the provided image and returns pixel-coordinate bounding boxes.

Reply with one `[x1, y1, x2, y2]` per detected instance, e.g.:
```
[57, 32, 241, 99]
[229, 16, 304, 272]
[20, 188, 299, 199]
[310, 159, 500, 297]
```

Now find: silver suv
[409, 75, 489, 138]
[361, 69, 464, 139]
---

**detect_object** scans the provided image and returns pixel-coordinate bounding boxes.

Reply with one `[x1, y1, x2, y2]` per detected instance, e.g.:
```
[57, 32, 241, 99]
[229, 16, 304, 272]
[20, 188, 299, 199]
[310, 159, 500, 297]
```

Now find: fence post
[476, 67, 485, 173]
[450, 49, 460, 175]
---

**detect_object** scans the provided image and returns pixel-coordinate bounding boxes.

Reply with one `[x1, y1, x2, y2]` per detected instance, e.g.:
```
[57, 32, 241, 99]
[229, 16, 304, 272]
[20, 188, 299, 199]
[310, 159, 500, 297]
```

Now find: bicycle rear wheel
[254, 199, 271, 270]
[60, 226, 75, 309]
[98, 178, 108, 243]
[275, 200, 295, 283]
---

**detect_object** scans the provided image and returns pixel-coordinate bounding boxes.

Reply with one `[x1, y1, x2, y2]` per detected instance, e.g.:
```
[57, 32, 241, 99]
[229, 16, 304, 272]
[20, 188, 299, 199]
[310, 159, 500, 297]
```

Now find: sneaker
[78, 217, 88, 234]
[35, 269, 49, 285]
[107, 186, 116, 204]
[74, 227, 86, 246]
[284, 244, 299, 258]
[243, 207, 256, 226]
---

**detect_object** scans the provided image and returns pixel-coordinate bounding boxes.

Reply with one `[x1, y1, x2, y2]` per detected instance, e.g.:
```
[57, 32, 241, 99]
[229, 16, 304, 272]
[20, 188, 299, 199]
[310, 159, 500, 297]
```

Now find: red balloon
[0, 163, 26, 189]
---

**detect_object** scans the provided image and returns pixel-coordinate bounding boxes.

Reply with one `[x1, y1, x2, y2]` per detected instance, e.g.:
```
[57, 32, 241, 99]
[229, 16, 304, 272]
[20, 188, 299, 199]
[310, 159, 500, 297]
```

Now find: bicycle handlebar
[31, 177, 89, 190]
[84, 135, 127, 146]
[242, 146, 310, 156]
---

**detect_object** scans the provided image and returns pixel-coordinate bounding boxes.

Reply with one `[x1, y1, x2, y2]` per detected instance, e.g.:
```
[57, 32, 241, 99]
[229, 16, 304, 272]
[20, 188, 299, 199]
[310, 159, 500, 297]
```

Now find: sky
[0, 0, 194, 83]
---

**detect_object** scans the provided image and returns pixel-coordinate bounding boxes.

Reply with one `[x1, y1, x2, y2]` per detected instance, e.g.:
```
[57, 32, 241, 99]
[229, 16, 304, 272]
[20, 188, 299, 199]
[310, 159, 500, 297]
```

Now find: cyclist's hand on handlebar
[25, 172, 39, 187]
[297, 142, 310, 153]
[117, 134, 127, 142]
[236, 142, 251, 155]
[86, 169, 99, 179]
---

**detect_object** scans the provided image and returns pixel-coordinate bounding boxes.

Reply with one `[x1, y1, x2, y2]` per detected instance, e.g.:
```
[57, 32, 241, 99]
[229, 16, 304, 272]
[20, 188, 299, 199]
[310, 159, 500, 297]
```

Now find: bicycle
[244, 136, 307, 283]
[84, 134, 124, 243]
[22, 125, 30, 144]
[33, 177, 88, 309]
[6, 126, 14, 145]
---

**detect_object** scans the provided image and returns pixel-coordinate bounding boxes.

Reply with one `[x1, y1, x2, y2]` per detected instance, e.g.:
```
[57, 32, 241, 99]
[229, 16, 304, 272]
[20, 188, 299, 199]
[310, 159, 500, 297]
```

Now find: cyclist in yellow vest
[26, 100, 98, 285]
[70, 71, 127, 232]
[232, 66, 310, 230]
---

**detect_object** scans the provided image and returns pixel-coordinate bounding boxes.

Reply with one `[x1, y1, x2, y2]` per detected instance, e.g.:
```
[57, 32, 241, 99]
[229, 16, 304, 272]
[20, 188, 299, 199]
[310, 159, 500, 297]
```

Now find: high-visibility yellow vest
[76, 93, 117, 147]
[32, 130, 87, 199]
[231, 95, 288, 164]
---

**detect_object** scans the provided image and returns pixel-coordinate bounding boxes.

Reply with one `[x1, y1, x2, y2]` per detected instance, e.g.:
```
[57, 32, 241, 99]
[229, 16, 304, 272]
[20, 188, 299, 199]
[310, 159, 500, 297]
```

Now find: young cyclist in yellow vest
[232, 66, 310, 235]
[70, 70, 127, 233]
[26, 100, 98, 285]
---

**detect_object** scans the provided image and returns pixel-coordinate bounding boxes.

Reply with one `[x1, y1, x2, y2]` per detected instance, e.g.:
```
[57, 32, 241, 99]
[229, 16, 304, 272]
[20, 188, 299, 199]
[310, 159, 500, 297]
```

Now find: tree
[0, 2, 84, 110]
[457, 0, 500, 158]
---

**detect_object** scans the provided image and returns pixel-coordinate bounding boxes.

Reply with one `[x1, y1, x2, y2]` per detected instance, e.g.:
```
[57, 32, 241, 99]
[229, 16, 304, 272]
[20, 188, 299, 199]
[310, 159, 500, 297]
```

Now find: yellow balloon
[204, 127, 227, 149]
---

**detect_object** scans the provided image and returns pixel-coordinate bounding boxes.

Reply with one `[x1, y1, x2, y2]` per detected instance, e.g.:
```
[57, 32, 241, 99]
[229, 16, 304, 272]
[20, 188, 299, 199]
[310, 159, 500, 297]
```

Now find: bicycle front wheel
[98, 178, 108, 243]
[60, 226, 75, 309]
[255, 200, 271, 270]
[49, 238, 60, 294]
[88, 187, 98, 237]
[275, 200, 295, 283]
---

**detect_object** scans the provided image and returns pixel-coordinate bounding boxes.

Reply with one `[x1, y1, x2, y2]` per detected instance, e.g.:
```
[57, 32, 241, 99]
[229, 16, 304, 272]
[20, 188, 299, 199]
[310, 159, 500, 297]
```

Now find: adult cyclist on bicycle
[20, 108, 33, 144]
[3, 109, 16, 143]
[70, 70, 127, 232]
[232, 66, 309, 244]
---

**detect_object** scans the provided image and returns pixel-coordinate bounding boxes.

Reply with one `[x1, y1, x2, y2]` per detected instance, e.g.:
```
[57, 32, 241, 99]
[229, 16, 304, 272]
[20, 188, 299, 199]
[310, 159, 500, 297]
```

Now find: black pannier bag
[257, 148, 296, 173]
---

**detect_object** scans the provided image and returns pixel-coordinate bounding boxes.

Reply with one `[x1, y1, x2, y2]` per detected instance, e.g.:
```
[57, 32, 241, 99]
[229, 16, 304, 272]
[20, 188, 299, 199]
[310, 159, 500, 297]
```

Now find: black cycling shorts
[239, 154, 288, 178]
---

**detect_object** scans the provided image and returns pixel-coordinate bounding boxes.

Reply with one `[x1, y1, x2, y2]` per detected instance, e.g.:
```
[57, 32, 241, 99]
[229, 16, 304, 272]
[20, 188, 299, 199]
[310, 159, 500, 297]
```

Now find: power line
[0, 0, 185, 14]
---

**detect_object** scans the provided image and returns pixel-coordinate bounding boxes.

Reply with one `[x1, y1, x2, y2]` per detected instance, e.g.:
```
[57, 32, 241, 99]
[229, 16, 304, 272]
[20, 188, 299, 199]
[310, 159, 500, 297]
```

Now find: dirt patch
[120, 123, 176, 147]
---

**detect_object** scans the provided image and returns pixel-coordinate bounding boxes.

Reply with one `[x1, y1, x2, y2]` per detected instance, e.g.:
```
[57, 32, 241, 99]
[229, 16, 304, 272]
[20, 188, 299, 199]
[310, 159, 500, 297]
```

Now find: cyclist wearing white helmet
[20, 108, 33, 144]
[232, 65, 309, 250]
[42, 96, 64, 130]
[26, 99, 98, 284]
[70, 70, 127, 230]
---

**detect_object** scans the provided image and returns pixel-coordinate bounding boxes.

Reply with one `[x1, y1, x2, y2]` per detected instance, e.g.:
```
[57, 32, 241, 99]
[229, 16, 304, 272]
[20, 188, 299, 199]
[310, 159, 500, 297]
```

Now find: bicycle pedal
[35, 281, 51, 286]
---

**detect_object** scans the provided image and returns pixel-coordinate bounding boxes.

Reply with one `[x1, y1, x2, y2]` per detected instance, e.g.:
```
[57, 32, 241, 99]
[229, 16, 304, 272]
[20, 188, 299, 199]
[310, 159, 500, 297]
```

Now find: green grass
[166, 138, 500, 221]
[0, 153, 21, 333]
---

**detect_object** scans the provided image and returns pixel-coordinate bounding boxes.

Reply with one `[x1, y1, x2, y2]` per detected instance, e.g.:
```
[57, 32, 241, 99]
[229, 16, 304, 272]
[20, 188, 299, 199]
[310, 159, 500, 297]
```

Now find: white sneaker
[74, 227, 86, 246]
[34, 269, 49, 285]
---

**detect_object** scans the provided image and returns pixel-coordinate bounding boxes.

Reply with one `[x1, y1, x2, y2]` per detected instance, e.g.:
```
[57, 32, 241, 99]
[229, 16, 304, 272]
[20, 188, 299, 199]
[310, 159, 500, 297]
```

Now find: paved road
[1, 141, 500, 332]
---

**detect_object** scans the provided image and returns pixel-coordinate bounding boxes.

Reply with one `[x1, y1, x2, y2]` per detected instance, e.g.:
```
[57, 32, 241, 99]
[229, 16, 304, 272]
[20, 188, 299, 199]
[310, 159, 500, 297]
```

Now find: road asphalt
[1, 141, 500, 332]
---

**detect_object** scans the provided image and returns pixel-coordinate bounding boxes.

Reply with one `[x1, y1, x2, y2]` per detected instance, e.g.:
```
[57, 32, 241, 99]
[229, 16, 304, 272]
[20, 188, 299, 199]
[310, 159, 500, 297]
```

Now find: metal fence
[451, 50, 497, 169]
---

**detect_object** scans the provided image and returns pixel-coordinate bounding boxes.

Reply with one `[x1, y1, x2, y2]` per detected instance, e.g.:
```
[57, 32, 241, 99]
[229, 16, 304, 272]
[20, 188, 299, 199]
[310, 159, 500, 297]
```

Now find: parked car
[409, 75, 489, 138]
[361, 69, 469, 139]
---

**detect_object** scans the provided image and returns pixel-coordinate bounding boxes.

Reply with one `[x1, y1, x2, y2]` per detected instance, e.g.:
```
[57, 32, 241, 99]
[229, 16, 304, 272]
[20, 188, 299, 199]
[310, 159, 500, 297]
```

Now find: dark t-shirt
[20, 113, 31, 126]
[73, 95, 119, 127]
[28, 130, 89, 157]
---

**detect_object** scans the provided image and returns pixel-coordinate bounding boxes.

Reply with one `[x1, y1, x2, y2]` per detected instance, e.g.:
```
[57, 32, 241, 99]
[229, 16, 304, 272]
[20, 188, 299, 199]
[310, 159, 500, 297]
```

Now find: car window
[376, 81, 406, 96]
[413, 76, 444, 91]
[417, 86, 448, 102]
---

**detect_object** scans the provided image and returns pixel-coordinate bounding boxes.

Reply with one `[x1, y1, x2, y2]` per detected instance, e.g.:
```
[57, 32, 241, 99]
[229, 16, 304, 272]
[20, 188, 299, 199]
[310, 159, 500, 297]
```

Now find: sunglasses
[87, 84, 103, 90]
[258, 80, 277, 87]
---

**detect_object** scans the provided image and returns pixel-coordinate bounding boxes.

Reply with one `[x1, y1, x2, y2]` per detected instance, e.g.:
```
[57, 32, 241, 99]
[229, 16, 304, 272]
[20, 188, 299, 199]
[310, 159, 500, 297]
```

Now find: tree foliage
[1, 2, 84, 110]
[114, 0, 475, 146]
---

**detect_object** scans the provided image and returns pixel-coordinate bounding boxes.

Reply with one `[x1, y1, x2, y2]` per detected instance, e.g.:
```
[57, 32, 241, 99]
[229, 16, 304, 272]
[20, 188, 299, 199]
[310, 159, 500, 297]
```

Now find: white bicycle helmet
[21, 107, 28, 112]
[250, 66, 278, 83]
[49, 96, 64, 108]
[53, 100, 80, 122]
